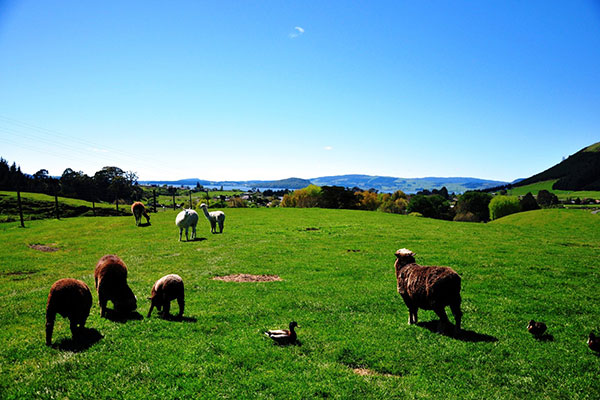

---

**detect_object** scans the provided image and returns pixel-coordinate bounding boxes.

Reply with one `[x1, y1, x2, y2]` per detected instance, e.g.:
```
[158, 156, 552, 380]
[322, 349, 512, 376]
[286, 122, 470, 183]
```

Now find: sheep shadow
[156, 315, 197, 323]
[417, 320, 498, 343]
[533, 333, 554, 342]
[53, 328, 103, 352]
[184, 237, 207, 242]
[104, 309, 144, 323]
[138, 222, 151, 227]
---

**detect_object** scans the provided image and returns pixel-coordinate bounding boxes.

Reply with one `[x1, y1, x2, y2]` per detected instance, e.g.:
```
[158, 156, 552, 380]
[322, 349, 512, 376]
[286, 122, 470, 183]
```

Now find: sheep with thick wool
[199, 203, 225, 234]
[131, 202, 150, 226]
[94, 255, 137, 317]
[176, 209, 199, 241]
[147, 274, 185, 318]
[394, 248, 462, 334]
[45, 278, 92, 345]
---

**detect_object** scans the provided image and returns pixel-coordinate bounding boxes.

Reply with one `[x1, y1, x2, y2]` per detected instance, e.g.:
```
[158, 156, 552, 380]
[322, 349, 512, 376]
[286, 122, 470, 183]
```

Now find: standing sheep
[94, 255, 137, 317]
[394, 248, 462, 335]
[199, 203, 225, 234]
[131, 202, 150, 226]
[46, 278, 92, 346]
[147, 274, 185, 318]
[175, 209, 199, 241]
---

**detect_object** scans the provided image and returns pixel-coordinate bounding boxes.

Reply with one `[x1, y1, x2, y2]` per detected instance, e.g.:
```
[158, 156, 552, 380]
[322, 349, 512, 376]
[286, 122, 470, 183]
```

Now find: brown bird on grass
[588, 332, 600, 353]
[527, 320, 547, 337]
[264, 321, 299, 345]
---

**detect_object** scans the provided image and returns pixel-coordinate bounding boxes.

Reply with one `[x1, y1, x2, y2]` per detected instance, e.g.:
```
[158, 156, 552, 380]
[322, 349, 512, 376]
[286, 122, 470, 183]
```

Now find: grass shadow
[53, 328, 103, 352]
[104, 309, 144, 323]
[417, 320, 498, 342]
[138, 222, 151, 227]
[155, 314, 197, 323]
[186, 237, 207, 242]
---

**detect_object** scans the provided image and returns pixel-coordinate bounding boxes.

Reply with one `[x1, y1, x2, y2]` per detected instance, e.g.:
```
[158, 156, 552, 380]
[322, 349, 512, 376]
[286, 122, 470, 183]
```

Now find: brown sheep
[94, 255, 137, 317]
[131, 202, 150, 226]
[394, 248, 462, 335]
[46, 278, 92, 346]
[147, 274, 184, 318]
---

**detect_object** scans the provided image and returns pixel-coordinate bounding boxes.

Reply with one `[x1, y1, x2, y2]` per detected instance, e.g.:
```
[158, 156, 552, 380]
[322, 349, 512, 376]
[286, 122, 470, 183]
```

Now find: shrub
[379, 196, 408, 214]
[227, 197, 248, 208]
[280, 193, 296, 208]
[319, 186, 357, 209]
[407, 194, 453, 220]
[454, 191, 492, 222]
[489, 195, 521, 220]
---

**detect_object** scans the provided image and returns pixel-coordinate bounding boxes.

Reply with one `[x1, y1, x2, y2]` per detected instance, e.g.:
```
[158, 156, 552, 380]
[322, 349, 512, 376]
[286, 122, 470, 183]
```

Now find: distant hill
[142, 175, 507, 193]
[310, 175, 508, 193]
[515, 142, 600, 191]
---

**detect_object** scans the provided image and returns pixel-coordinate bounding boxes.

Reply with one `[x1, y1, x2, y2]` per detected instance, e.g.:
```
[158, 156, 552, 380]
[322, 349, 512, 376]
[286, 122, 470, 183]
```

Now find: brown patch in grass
[28, 243, 59, 252]
[352, 368, 396, 377]
[305, 227, 320, 231]
[212, 274, 282, 282]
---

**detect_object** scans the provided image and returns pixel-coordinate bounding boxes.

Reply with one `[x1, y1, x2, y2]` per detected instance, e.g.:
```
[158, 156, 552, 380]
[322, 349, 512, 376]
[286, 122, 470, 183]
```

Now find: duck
[264, 321, 299, 345]
[588, 332, 600, 353]
[527, 320, 547, 337]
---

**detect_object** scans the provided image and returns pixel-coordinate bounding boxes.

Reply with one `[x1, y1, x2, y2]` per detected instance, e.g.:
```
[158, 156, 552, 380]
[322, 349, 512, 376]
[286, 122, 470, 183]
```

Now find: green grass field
[1, 208, 599, 399]
[508, 180, 600, 200]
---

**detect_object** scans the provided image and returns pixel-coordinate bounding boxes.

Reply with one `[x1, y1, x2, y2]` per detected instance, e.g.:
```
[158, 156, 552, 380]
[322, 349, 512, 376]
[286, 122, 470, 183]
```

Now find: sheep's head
[200, 203, 207, 209]
[395, 248, 416, 266]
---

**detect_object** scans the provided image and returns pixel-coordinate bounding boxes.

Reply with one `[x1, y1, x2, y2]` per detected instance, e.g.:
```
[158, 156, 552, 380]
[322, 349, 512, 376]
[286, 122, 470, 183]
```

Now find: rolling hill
[516, 142, 600, 191]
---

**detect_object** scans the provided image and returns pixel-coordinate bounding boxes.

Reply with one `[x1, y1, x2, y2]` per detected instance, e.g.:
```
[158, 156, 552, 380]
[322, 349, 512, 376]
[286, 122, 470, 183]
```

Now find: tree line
[0, 157, 142, 203]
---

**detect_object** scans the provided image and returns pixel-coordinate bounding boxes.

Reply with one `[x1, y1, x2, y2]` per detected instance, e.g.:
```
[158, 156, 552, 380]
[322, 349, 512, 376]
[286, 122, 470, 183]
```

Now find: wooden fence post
[16, 189, 25, 228]
[54, 193, 60, 220]
[153, 190, 157, 213]
[189, 191, 193, 209]
[92, 200, 96, 216]
[172, 193, 176, 211]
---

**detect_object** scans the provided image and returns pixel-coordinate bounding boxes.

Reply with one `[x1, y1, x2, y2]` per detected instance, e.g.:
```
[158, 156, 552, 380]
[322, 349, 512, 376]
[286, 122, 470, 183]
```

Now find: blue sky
[0, 1, 599, 182]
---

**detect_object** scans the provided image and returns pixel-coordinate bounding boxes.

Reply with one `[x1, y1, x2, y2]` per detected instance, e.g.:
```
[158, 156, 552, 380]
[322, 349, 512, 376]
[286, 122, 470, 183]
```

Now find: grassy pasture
[0, 208, 599, 399]
[508, 180, 600, 200]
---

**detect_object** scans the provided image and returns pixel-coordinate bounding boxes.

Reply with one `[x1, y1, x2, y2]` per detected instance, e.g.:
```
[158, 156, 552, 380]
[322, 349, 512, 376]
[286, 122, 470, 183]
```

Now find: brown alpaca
[131, 202, 150, 226]
[94, 255, 137, 317]
[46, 278, 92, 346]
[147, 274, 185, 318]
[394, 248, 462, 334]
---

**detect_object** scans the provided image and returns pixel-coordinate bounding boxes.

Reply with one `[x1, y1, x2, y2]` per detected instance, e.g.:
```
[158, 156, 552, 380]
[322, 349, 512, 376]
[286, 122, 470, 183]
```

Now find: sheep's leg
[434, 307, 451, 334]
[185, 227, 189, 241]
[45, 309, 56, 346]
[162, 299, 171, 318]
[218, 221, 223, 233]
[409, 308, 418, 325]
[450, 301, 462, 334]
[177, 296, 184, 317]
[98, 288, 108, 318]
[191, 225, 196, 240]
[70, 319, 80, 339]
[179, 228, 183, 242]
[147, 301, 155, 318]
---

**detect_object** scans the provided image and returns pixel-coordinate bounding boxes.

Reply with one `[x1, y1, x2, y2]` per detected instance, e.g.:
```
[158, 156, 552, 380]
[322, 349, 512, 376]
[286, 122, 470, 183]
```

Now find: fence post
[92, 200, 96, 216]
[189, 191, 193, 209]
[16, 189, 25, 228]
[172, 193, 176, 211]
[153, 189, 157, 213]
[54, 193, 60, 220]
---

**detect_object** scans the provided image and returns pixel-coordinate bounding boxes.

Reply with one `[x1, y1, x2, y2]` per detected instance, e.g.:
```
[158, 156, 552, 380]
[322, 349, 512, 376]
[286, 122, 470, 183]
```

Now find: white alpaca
[199, 203, 225, 234]
[175, 209, 199, 241]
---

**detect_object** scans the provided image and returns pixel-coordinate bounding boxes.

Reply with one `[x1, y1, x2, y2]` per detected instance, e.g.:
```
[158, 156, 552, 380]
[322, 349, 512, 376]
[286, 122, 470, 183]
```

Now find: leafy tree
[537, 190, 558, 207]
[319, 186, 357, 209]
[489, 195, 521, 220]
[520, 192, 540, 212]
[407, 194, 453, 220]
[356, 190, 380, 211]
[454, 191, 492, 222]
[378, 190, 408, 214]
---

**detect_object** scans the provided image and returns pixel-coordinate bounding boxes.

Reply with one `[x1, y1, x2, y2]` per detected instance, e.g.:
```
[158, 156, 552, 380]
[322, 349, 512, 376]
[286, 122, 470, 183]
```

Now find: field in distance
[0, 208, 599, 398]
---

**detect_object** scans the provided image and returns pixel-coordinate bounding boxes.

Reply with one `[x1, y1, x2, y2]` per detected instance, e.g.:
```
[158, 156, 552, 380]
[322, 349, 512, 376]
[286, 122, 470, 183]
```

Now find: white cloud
[324, 146, 333, 151]
[289, 26, 305, 38]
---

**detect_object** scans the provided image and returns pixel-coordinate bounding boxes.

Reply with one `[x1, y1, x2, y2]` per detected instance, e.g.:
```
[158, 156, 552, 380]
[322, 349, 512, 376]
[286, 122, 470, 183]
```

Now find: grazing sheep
[46, 278, 92, 346]
[94, 255, 137, 317]
[394, 248, 462, 334]
[176, 209, 199, 241]
[147, 274, 185, 318]
[131, 202, 150, 226]
[199, 203, 225, 234]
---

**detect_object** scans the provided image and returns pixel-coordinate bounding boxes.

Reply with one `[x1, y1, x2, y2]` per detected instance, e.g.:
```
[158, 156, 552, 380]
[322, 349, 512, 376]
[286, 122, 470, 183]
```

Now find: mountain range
[141, 142, 600, 193]
[140, 175, 509, 194]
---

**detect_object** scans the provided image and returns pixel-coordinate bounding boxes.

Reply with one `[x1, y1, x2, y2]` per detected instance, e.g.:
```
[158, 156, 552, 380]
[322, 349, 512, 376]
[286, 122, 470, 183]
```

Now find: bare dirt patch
[28, 244, 59, 252]
[212, 274, 282, 282]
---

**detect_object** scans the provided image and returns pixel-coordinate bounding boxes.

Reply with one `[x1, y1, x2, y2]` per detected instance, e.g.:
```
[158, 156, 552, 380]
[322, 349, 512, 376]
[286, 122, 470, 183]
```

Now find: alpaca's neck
[201, 207, 211, 218]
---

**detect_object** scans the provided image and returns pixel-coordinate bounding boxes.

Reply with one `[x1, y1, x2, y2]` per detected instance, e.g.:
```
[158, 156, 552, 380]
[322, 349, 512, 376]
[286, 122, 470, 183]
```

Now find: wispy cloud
[289, 26, 305, 39]
[89, 147, 108, 153]
[324, 146, 333, 151]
